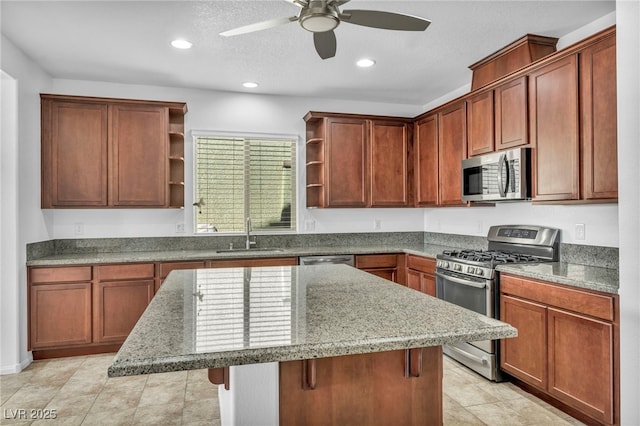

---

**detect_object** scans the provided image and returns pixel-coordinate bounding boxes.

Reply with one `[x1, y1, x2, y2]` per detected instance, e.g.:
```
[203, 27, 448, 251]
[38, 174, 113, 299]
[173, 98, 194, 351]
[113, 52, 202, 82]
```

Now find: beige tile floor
[1, 353, 583, 425]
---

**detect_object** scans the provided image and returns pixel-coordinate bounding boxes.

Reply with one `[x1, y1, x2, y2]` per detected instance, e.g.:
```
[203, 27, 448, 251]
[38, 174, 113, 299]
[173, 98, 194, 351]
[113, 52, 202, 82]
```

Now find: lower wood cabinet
[93, 264, 155, 344]
[355, 254, 403, 284]
[29, 266, 93, 350]
[405, 255, 436, 296]
[500, 273, 618, 425]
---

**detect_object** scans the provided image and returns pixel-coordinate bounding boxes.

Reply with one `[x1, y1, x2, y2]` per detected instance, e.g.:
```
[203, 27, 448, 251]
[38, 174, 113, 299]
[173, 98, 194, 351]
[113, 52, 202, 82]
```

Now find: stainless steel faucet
[245, 217, 257, 249]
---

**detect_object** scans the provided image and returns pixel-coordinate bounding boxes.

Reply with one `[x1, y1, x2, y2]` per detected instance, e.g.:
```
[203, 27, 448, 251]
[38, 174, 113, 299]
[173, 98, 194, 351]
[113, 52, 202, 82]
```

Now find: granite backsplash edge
[27, 232, 618, 269]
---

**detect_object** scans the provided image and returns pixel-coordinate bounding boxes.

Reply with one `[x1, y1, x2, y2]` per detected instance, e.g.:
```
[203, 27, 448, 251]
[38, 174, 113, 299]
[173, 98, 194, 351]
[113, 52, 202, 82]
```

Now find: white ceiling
[1, 0, 615, 106]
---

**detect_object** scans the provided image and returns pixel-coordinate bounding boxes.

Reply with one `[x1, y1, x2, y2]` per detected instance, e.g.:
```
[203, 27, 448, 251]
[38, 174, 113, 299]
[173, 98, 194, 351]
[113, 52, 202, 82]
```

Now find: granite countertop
[26, 243, 450, 266]
[108, 264, 517, 377]
[496, 262, 619, 294]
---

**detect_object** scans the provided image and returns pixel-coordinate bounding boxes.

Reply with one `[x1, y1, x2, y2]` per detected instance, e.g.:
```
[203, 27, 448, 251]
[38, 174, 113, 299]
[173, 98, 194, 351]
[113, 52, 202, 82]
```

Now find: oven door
[435, 269, 494, 353]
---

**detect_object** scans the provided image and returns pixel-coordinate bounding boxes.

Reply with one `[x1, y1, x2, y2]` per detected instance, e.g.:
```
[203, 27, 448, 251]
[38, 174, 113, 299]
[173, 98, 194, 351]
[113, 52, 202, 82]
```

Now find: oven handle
[447, 345, 490, 366]
[435, 271, 487, 289]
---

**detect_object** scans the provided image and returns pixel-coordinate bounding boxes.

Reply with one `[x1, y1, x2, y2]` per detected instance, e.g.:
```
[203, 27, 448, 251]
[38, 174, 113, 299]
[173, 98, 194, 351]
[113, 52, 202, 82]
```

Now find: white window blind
[194, 268, 293, 353]
[195, 135, 296, 233]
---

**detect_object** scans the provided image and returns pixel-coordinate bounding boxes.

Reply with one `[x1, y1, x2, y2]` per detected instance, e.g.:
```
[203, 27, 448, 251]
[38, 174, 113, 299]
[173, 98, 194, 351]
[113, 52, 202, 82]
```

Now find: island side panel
[279, 347, 443, 426]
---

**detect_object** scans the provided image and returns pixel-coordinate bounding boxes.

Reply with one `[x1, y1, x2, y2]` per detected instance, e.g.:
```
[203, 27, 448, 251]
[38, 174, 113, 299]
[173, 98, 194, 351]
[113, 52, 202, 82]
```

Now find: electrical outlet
[374, 219, 382, 230]
[176, 223, 185, 233]
[575, 223, 586, 240]
[73, 223, 84, 236]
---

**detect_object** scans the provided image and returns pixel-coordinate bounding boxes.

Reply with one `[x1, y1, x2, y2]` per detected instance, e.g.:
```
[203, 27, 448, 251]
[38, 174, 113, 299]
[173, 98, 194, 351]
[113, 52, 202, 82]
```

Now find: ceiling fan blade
[284, 0, 309, 8]
[340, 9, 431, 31]
[220, 16, 298, 37]
[313, 31, 337, 59]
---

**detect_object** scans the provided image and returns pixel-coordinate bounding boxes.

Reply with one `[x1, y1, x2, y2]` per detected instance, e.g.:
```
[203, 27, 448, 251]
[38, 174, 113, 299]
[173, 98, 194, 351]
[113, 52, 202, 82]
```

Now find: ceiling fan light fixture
[300, 14, 339, 32]
[171, 39, 193, 49]
[242, 82, 259, 88]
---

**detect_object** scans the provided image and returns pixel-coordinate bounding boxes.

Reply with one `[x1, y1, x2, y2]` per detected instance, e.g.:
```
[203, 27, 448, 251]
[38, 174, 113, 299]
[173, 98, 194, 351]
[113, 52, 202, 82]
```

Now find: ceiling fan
[220, 0, 431, 60]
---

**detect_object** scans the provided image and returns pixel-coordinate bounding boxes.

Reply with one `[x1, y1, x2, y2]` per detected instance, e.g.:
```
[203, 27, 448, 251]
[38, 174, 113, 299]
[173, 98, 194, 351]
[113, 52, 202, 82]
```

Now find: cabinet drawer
[30, 266, 92, 283]
[500, 274, 615, 322]
[160, 261, 207, 278]
[406, 255, 436, 273]
[97, 263, 155, 281]
[355, 254, 398, 269]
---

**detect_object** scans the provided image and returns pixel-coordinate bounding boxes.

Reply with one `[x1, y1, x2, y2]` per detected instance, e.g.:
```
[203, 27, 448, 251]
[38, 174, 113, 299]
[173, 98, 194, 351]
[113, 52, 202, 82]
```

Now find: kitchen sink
[215, 248, 284, 254]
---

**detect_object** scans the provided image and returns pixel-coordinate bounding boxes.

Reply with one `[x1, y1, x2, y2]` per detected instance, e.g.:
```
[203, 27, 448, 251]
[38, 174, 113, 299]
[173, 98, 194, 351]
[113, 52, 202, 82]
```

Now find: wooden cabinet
[304, 112, 410, 208]
[500, 274, 618, 425]
[41, 100, 108, 207]
[495, 76, 529, 150]
[405, 255, 436, 296]
[529, 55, 581, 201]
[413, 114, 439, 206]
[28, 267, 93, 350]
[41, 94, 187, 208]
[93, 264, 155, 344]
[467, 76, 528, 157]
[580, 32, 618, 201]
[466, 90, 495, 156]
[369, 119, 410, 206]
[438, 102, 468, 206]
[355, 254, 402, 283]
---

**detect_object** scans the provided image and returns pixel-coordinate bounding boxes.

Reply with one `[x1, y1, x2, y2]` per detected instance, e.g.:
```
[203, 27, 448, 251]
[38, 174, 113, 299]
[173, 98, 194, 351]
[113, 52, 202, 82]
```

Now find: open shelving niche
[305, 115, 326, 208]
[168, 105, 187, 208]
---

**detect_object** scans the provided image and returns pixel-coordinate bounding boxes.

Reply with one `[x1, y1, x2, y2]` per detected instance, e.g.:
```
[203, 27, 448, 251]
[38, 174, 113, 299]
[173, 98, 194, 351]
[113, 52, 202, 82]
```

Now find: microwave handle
[497, 153, 508, 197]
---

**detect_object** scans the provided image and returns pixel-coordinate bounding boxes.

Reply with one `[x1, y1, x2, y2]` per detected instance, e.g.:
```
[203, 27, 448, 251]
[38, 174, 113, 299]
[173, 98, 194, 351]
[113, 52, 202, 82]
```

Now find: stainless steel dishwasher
[299, 254, 355, 267]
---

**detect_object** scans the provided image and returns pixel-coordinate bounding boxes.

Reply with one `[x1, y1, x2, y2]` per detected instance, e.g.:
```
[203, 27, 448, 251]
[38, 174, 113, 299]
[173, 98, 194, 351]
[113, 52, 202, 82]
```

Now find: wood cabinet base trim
[32, 344, 121, 360]
[508, 376, 616, 426]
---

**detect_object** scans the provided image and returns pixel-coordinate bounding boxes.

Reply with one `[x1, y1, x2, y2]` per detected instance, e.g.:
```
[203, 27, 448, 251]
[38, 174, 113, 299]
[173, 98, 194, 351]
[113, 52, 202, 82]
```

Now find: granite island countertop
[108, 264, 517, 377]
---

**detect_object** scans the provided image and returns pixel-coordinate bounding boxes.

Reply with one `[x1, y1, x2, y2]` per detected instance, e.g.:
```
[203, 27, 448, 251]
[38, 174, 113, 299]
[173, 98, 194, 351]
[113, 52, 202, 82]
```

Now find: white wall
[616, 1, 640, 424]
[0, 35, 53, 373]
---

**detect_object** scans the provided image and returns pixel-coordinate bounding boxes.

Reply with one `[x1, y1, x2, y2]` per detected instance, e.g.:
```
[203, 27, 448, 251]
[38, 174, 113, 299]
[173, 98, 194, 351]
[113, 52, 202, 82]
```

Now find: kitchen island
[108, 264, 516, 425]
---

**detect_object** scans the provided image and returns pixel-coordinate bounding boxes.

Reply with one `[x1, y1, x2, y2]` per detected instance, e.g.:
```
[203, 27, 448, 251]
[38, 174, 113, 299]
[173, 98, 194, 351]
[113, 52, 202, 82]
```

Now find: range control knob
[440, 261, 450, 269]
[476, 269, 484, 277]
[454, 264, 462, 272]
[467, 266, 476, 274]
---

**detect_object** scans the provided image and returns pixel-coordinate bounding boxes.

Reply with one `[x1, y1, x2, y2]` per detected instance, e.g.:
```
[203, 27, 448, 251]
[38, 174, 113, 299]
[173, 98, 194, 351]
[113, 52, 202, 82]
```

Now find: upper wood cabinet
[41, 94, 187, 209]
[370, 120, 410, 206]
[304, 112, 410, 208]
[466, 90, 495, 156]
[495, 76, 529, 150]
[580, 32, 618, 201]
[413, 114, 439, 207]
[528, 55, 581, 202]
[438, 102, 468, 206]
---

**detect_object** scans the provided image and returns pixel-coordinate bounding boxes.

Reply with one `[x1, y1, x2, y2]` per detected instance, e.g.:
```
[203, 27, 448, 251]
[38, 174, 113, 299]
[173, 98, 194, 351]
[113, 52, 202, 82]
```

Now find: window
[194, 134, 297, 233]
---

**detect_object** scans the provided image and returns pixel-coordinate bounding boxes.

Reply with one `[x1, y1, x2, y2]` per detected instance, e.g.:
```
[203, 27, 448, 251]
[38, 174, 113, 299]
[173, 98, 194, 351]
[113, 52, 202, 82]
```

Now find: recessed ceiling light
[171, 39, 193, 49]
[242, 82, 259, 88]
[356, 58, 376, 68]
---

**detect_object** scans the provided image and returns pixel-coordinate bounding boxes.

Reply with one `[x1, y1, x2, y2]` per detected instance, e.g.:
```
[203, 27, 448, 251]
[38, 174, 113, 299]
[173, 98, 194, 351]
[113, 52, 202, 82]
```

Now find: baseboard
[0, 352, 33, 375]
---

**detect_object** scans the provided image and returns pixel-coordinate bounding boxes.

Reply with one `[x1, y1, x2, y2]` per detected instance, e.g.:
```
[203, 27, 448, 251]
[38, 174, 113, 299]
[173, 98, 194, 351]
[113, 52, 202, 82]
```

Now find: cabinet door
[93, 280, 154, 343]
[42, 99, 108, 207]
[370, 120, 409, 206]
[466, 90, 494, 156]
[110, 104, 168, 206]
[414, 115, 439, 206]
[438, 102, 467, 206]
[500, 295, 547, 390]
[325, 117, 369, 207]
[529, 55, 580, 201]
[580, 34, 618, 200]
[495, 77, 528, 150]
[547, 308, 614, 424]
[407, 270, 436, 296]
[30, 283, 92, 349]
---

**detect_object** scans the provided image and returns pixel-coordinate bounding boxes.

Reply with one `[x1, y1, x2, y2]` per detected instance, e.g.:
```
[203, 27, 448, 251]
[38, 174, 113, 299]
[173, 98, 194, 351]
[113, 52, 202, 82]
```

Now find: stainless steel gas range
[435, 225, 560, 381]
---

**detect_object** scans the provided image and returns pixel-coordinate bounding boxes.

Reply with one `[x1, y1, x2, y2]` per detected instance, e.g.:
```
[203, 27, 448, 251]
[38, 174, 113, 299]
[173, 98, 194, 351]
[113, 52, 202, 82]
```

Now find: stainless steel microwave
[461, 147, 531, 202]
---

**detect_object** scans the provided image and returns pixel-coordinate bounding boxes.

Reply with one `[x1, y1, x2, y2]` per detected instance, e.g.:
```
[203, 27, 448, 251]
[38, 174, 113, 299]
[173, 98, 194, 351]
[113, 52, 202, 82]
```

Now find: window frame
[191, 130, 299, 235]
